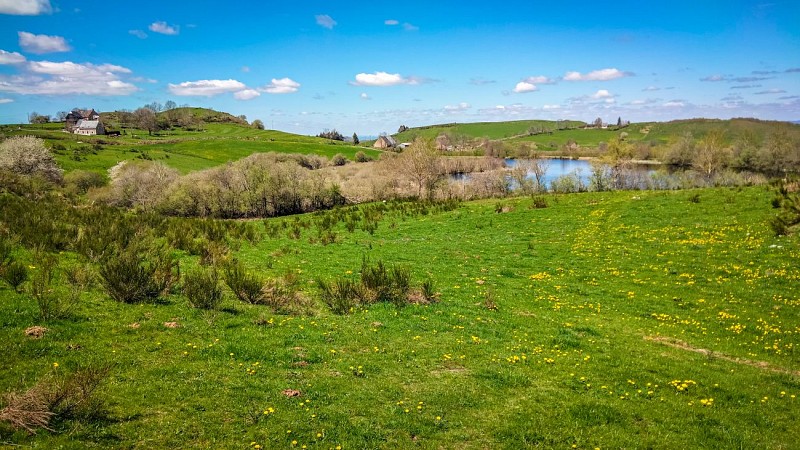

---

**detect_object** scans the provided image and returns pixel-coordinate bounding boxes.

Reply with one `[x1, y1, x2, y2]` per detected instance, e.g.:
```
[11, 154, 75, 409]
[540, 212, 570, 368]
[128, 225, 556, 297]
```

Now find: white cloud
[403, 23, 419, 31]
[522, 75, 556, 85]
[262, 77, 300, 94]
[663, 100, 685, 107]
[700, 74, 726, 82]
[149, 21, 179, 35]
[351, 71, 419, 87]
[385, 19, 399, 25]
[591, 89, 613, 99]
[513, 81, 538, 93]
[129, 30, 147, 39]
[444, 102, 471, 111]
[0, 60, 138, 95]
[315, 14, 336, 29]
[234, 89, 260, 100]
[0, 98, 13, 104]
[0, 50, 26, 64]
[0, 0, 51, 15]
[360, 92, 371, 100]
[18, 31, 70, 54]
[564, 68, 630, 81]
[542, 104, 561, 110]
[168, 79, 246, 96]
[643, 85, 661, 91]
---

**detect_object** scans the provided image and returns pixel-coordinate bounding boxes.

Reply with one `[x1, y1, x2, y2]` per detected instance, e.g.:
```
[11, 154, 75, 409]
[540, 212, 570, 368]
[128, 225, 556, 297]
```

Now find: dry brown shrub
[0, 384, 54, 433]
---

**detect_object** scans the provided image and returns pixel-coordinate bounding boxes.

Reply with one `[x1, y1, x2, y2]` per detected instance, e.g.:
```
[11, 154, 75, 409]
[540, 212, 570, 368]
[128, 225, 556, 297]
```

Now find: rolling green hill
[396, 118, 800, 152]
[0, 108, 378, 175]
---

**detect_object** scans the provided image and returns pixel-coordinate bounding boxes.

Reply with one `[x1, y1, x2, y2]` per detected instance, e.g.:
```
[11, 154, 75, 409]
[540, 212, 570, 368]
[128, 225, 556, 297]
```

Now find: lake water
[504, 158, 657, 187]
[448, 158, 668, 191]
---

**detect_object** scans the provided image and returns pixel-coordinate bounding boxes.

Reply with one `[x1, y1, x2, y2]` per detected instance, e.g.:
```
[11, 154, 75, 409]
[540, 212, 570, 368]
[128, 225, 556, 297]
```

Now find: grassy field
[394, 120, 586, 142]
[1, 186, 798, 448]
[0, 119, 378, 175]
[396, 118, 800, 153]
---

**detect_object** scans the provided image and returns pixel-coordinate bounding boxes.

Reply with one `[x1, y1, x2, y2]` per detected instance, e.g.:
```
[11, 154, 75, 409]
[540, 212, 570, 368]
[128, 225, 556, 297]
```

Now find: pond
[503, 158, 658, 187]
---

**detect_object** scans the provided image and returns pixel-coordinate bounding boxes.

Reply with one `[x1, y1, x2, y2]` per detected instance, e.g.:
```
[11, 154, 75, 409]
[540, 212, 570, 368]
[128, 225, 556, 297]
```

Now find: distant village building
[65, 109, 104, 134]
[74, 119, 105, 136]
[373, 135, 397, 149]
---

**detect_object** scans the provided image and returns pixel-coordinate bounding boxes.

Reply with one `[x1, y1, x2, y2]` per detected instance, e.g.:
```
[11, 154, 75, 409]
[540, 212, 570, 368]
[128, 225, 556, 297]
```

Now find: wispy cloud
[730, 84, 760, 89]
[0, 50, 26, 64]
[403, 23, 419, 31]
[0, 0, 52, 15]
[444, 102, 471, 112]
[149, 21, 179, 35]
[564, 68, 631, 81]
[351, 71, 426, 87]
[315, 14, 336, 29]
[521, 75, 556, 85]
[262, 78, 300, 94]
[384, 19, 399, 26]
[785, 68, 800, 73]
[129, 30, 147, 39]
[18, 31, 70, 54]
[700, 74, 726, 82]
[168, 79, 246, 96]
[469, 77, 496, 85]
[0, 98, 14, 104]
[0, 60, 137, 95]
[754, 89, 787, 95]
[360, 92, 371, 100]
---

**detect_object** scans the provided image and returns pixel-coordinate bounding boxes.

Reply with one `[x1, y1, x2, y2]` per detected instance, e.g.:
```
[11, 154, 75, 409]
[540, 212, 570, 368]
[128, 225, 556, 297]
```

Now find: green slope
[0, 109, 378, 174]
[1, 187, 798, 448]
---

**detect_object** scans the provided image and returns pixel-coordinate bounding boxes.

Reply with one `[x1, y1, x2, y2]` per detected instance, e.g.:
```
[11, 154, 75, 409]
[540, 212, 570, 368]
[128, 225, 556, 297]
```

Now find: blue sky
[0, 0, 798, 135]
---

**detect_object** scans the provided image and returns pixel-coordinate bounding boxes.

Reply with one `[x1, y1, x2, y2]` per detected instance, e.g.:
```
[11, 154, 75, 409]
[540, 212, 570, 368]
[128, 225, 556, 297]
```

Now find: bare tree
[692, 130, 730, 178]
[132, 108, 157, 135]
[397, 138, 443, 199]
[164, 100, 177, 111]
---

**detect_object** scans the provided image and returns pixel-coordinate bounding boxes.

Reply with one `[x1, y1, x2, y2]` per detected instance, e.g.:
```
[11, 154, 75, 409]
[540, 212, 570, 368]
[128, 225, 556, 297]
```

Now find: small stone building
[74, 119, 105, 136]
[373, 135, 397, 149]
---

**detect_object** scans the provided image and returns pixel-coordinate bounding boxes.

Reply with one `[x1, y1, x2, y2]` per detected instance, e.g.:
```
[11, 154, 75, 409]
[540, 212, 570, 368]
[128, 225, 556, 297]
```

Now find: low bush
[99, 244, 178, 304]
[1, 260, 28, 293]
[183, 267, 222, 310]
[316, 277, 364, 315]
[224, 260, 264, 304]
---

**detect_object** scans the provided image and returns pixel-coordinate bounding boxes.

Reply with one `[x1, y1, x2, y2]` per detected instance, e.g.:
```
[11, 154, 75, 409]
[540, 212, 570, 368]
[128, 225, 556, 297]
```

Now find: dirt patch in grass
[24, 326, 48, 339]
[645, 335, 800, 376]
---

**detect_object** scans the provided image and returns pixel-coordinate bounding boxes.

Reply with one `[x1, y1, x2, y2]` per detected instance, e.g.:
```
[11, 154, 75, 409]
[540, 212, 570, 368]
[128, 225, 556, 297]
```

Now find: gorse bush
[0, 260, 28, 293]
[183, 267, 222, 310]
[99, 243, 179, 304]
[224, 260, 264, 304]
[29, 254, 79, 321]
[316, 277, 365, 315]
[316, 259, 435, 314]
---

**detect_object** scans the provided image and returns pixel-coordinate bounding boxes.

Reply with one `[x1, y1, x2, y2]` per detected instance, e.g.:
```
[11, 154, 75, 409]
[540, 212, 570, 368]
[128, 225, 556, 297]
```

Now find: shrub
[183, 267, 222, 310]
[99, 245, 178, 304]
[530, 196, 549, 209]
[1, 260, 28, 293]
[261, 274, 315, 315]
[29, 255, 78, 321]
[316, 277, 364, 315]
[224, 260, 264, 304]
[0, 136, 63, 183]
[355, 151, 372, 163]
[331, 153, 348, 166]
[0, 364, 111, 434]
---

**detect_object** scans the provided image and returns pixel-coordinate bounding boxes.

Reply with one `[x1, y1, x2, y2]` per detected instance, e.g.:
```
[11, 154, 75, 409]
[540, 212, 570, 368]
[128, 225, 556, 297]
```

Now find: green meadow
[1, 186, 798, 448]
[0, 120, 378, 175]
